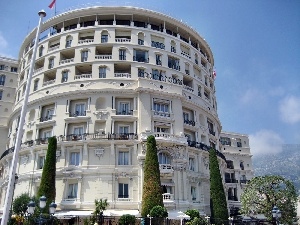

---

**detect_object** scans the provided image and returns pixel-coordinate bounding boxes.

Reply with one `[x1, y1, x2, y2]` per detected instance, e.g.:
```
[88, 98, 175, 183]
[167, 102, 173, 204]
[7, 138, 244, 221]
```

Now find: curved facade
[0, 6, 225, 215]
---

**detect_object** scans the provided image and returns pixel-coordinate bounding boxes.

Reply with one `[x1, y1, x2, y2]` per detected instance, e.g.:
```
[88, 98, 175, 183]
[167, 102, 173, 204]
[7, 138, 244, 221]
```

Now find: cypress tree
[141, 135, 163, 217]
[209, 148, 228, 225]
[37, 136, 57, 208]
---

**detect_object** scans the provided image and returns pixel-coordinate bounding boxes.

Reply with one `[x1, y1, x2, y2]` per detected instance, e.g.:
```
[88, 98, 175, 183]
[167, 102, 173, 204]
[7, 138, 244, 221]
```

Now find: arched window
[138, 32, 145, 45]
[66, 35, 73, 48]
[240, 161, 244, 170]
[158, 152, 171, 164]
[0, 75, 6, 85]
[39, 45, 44, 57]
[101, 30, 109, 43]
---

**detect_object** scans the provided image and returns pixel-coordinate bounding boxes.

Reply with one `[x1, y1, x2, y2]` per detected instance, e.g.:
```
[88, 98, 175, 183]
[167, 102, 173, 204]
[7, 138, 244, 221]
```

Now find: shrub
[119, 214, 136, 225]
[149, 205, 168, 218]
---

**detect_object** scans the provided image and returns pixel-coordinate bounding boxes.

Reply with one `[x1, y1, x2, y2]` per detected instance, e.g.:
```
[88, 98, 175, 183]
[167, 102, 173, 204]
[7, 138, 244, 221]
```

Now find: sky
[0, 0, 299, 157]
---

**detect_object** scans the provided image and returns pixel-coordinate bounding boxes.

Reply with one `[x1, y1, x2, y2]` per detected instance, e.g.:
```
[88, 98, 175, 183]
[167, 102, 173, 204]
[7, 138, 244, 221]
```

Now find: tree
[12, 193, 31, 217]
[185, 209, 200, 221]
[119, 214, 136, 225]
[141, 135, 163, 217]
[149, 205, 168, 218]
[240, 175, 298, 225]
[186, 217, 208, 225]
[209, 148, 229, 225]
[37, 136, 57, 210]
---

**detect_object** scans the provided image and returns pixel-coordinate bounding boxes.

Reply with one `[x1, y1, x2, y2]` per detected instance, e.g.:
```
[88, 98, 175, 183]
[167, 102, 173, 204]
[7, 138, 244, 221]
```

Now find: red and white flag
[213, 70, 216, 79]
[48, 0, 56, 9]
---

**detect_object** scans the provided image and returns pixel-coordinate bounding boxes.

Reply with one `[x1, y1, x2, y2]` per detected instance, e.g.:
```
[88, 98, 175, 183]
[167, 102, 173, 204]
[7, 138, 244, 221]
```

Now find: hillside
[252, 147, 300, 193]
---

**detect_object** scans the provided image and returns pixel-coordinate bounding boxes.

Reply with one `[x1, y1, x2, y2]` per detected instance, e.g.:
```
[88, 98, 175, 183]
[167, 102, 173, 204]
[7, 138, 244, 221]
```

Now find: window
[138, 68, 145, 77]
[48, 58, 54, 69]
[75, 103, 86, 116]
[43, 130, 52, 139]
[168, 56, 180, 70]
[68, 183, 78, 199]
[119, 126, 129, 134]
[33, 79, 39, 91]
[133, 49, 148, 63]
[153, 102, 169, 113]
[154, 126, 169, 133]
[39, 46, 44, 57]
[191, 186, 196, 201]
[189, 157, 195, 171]
[0, 65, 5, 70]
[81, 51, 88, 62]
[99, 67, 106, 78]
[220, 137, 231, 146]
[158, 152, 171, 164]
[236, 138, 242, 147]
[119, 49, 126, 60]
[198, 86, 202, 97]
[0, 75, 5, 85]
[101, 34, 108, 43]
[183, 112, 189, 121]
[118, 183, 129, 198]
[70, 152, 80, 166]
[119, 102, 129, 114]
[156, 54, 162, 65]
[38, 156, 45, 169]
[74, 127, 84, 136]
[65, 37, 72, 48]
[11, 67, 18, 73]
[118, 151, 129, 165]
[62, 71, 68, 82]
[240, 161, 244, 170]
[46, 108, 54, 120]
[207, 120, 214, 135]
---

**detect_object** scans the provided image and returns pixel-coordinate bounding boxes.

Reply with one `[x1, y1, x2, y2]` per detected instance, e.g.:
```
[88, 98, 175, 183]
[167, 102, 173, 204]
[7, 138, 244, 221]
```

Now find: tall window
[191, 186, 196, 201]
[138, 68, 145, 77]
[11, 67, 17, 73]
[119, 102, 129, 114]
[101, 34, 108, 43]
[189, 157, 195, 171]
[43, 130, 52, 139]
[33, 79, 39, 91]
[118, 151, 129, 165]
[183, 112, 189, 121]
[65, 36, 72, 48]
[46, 108, 54, 120]
[48, 58, 54, 69]
[240, 161, 244, 170]
[81, 51, 88, 62]
[0, 65, 5, 70]
[153, 102, 169, 113]
[158, 152, 171, 164]
[99, 67, 106, 78]
[0, 90, 2, 100]
[62, 71, 68, 82]
[70, 152, 80, 166]
[119, 126, 129, 134]
[68, 183, 78, 199]
[118, 183, 129, 198]
[38, 156, 45, 169]
[156, 54, 162, 65]
[74, 127, 84, 136]
[75, 103, 86, 116]
[39, 46, 44, 57]
[0, 75, 6, 85]
[119, 49, 126, 60]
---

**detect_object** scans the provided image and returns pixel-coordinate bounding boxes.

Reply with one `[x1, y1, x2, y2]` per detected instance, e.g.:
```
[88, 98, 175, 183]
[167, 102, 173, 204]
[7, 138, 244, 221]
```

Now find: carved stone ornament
[203, 157, 209, 169]
[20, 155, 29, 165]
[95, 148, 105, 158]
[93, 110, 109, 119]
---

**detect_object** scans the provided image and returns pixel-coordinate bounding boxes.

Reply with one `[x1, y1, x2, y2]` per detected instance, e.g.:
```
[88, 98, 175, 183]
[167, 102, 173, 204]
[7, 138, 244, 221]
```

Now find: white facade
[0, 56, 18, 154]
[220, 131, 254, 215]
[0, 6, 252, 216]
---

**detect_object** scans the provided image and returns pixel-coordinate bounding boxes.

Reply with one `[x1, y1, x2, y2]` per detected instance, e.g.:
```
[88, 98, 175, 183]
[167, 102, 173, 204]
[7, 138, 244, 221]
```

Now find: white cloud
[249, 130, 284, 156]
[279, 95, 300, 124]
[240, 88, 262, 105]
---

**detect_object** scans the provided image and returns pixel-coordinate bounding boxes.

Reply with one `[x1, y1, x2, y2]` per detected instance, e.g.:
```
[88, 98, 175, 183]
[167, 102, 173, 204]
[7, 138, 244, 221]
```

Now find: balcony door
[75, 103, 86, 116]
[119, 102, 129, 114]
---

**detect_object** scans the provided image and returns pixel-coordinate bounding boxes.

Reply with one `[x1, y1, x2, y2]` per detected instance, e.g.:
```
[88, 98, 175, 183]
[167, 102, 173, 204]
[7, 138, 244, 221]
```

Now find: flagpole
[55, 0, 57, 15]
[0, 10, 46, 225]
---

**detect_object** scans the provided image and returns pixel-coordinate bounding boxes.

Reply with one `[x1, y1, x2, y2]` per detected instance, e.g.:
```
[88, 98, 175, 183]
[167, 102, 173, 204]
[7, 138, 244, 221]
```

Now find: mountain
[252, 147, 300, 193]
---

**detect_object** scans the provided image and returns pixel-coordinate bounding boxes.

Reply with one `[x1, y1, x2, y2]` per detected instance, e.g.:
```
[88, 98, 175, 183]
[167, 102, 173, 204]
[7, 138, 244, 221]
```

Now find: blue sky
[0, 0, 299, 156]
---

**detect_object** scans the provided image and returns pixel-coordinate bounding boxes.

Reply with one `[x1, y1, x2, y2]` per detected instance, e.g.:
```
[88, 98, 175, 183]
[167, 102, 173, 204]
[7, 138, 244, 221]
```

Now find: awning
[103, 209, 140, 217]
[54, 210, 93, 219]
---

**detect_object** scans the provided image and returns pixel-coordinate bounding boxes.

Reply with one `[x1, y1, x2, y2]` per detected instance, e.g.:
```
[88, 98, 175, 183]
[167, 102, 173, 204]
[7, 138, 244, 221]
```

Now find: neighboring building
[0, 56, 18, 154]
[0, 6, 252, 218]
[220, 131, 254, 216]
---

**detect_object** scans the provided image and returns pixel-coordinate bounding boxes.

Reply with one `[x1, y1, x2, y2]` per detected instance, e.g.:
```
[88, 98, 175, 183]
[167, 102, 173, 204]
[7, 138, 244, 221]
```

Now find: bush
[185, 209, 200, 220]
[149, 205, 168, 218]
[119, 214, 136, 225]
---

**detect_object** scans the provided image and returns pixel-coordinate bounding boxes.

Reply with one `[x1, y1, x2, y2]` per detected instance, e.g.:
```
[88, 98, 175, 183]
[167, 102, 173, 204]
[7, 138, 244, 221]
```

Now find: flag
[48, 0, 56, 9]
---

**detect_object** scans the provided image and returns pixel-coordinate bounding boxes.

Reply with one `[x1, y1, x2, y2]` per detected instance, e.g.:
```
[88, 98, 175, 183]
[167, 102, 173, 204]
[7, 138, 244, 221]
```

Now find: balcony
[95, 55, 112, 60]
[225, 178, 238, 183]
[59, 58, 74, 65]
[114, 73, 131, 78]
[183, 85, 194, 92]
[116, 110, 133, 115]
[40, 115, 53, 122]
[69, 111, 86, 117]
[187, 141, 226, 161]
[48, 45, 60, 52]
[36, 138, 49, 145]
[168, 63, 180, 71]
[240, 179, 249, 184]
[184, 119, 195, 126]
[138, 39, 144, 45]
[151, 41, 165, 49]
[209, 129, 215, 136]
[159, 164, 173, 173]
[171, 46, 176, 53]
[133, 56, 149, 63]
[153, 111, 170, 117]
[110, 133, 138, 140]
[181, 51, 191, 59]
[34, 67, 44, 74]
[115, 38, 131, 42]
[43, 79, 55, 87]
[78, 39, 94, 44]
[74, 74, 92, 80]
[162, 193, 174, 201]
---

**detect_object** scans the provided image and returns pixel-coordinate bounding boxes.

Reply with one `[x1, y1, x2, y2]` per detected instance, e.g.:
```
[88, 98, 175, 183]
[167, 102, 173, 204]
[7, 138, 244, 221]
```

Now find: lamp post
[228, 216, 234, 225]
[205, 215, 210, 225]
[147, 214, 152, 225]
[1, 9, 46, 225]
[27, 196, 57, 225]
[272, 206, 281, 225]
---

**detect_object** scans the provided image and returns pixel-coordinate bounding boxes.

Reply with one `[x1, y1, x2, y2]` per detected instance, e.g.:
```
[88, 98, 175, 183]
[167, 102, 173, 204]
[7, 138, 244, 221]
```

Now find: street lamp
[272, 206, 281, 225]
[228, 216, 234, 225]
[205, 215, 210, 224]
[27, 196, 57, 224]
[147, 214, 152, 225]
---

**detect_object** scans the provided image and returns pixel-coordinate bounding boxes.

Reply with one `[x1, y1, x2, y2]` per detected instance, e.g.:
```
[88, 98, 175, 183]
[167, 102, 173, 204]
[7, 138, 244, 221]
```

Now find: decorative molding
[202, 157, 209, 169]
[95, 148, 105, 159]
[20, 155, 29, 165]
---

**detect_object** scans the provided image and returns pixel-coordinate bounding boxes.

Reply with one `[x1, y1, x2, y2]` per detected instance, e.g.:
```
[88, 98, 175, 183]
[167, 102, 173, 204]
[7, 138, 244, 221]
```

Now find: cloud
[0, 32, 8, 49]
[249, 130, 284, 156]
[240, 88, 262, 105]
[279, 95, 300, 124]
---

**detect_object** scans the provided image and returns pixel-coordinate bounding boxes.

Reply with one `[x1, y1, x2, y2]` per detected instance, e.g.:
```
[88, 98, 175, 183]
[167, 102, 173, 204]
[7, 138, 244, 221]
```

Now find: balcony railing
[162, 193, 174, 201]
[78, 39, 94, 44]
[181, 51, 191, 59]
[40, 115, 53, 122]
[34, 67, 44, 74]
[171, 46, 176, 53]
[116, 110, 133, 115]
[159, 164, 173, 173]
[184, 119, 195, 126]
[151, 41, 165, 49]
[115, 38, 131, 42]
[74, 74, 92, 79]
[95, 55, 112, 60]
[36, 138, 49, 145]
[209, 129, 215, 136]
[183, 85, 194, 92]
[133, 56, 149, 63]
[138, 39, 144, 45]
[168, 63, 180, 71]
[59, 58, 74, 64]
[114, 73, 131, 78]
[48, 45, 59, 52]
[69, 111, 86, 117]
[43, 79, 56, 87]
[225, 178, 238, 183]
[187, 140, 226, 161]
